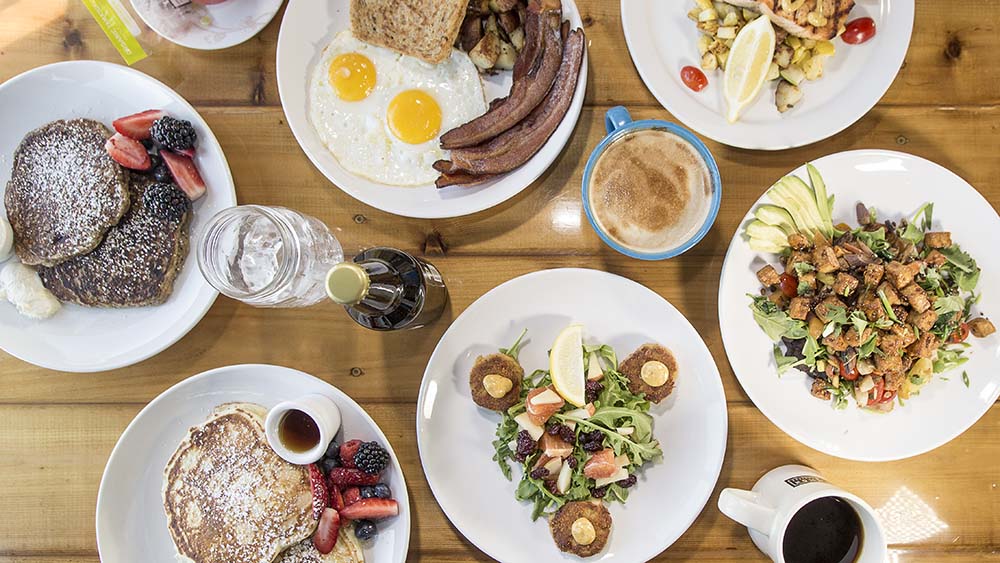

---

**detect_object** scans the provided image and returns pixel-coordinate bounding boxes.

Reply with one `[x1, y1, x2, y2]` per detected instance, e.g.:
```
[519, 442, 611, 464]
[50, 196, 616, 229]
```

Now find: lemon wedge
[723, 14, 776, 123]
[549, 324, 586, 407]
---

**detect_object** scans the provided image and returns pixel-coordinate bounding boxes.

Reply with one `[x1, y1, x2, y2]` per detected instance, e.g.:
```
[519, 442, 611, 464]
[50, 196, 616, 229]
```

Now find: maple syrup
[278, 409, 321, 453]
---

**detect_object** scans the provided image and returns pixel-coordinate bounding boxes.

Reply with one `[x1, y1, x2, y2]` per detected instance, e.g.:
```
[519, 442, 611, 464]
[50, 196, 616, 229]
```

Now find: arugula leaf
[500, 329, 529, 361]
[774, 345, 799, 375]
[939, 246, 981, 292]
[919, 267, 945, 296]
[933, 295, 965, 316]
[901, 203, 933, 245]
[858, 332, 879, 358]
[492, 413, 520, 481]
[748, 295, 809, 342]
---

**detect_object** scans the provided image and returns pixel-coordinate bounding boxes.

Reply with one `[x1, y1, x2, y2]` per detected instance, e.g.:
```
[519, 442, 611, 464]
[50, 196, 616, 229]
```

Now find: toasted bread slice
[36, 177, 190, 308]
[5, 119, 130, 267]
[163, 403, 317, 563]
[350, 0, 467, 64]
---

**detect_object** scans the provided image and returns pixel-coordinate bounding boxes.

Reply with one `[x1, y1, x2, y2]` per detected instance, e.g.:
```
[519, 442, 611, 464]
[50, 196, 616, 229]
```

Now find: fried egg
[308, 31, 487, 187]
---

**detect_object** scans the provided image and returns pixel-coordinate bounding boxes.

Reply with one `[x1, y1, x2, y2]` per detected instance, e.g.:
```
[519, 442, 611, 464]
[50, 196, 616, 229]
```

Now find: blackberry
[360, 486, 377, 499]
[354, 441, 390, 475]
[529, 467, 549, 479]
[143, 183, 190, 221]
[372, 483, 392, 499]
[354, 519, 377, 541]
[566, 456, 578, 469]
[514, 430, 536, 461]
[620, 474, 638, 489]
[590, 485, 608, 499]
[585, 380, 604, 403]
[152, 165, 173, 183]
[150, 116, 197, 152]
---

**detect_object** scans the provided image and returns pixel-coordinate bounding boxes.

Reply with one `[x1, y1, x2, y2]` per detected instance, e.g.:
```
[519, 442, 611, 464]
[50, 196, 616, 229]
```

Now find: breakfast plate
[719, 150, 1000, 461]
[129, 0, 284, 50]
[0, 61, 236, 372]
[96, 364, 411, 563]
[275, 0, 588, 219]
[417, 268, 728, 561]
[621, 0, 914, 150]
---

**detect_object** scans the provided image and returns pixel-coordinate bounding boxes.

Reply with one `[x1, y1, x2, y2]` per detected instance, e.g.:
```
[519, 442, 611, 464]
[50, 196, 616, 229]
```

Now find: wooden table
[1, 1, 998, 561]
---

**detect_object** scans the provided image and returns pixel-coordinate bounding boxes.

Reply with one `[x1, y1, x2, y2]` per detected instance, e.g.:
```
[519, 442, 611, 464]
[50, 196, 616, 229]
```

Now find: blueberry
[141, 138, 156, 150]
[152, 165, 173, 183]
[354, 519, 377, 541]
[148, 154, 162, 170]
[359, 486, 377, 499]
[324, 441, 341, 459]
[320, 457, 340, 475]
[372, 483, 391, 499]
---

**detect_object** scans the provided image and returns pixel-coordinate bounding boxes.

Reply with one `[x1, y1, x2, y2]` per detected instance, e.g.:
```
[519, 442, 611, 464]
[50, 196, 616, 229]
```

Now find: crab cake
[549, 501, 612, 557]
[619, 343, 677, 404]
[469, 353, 523, 411]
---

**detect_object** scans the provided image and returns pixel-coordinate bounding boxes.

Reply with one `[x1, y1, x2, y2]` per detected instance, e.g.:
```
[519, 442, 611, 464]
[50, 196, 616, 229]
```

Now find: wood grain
[1, 0, 999, 561]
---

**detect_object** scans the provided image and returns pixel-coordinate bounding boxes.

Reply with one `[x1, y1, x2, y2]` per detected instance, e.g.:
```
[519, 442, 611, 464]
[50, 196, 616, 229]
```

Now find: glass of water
[197, 205, 343, 308]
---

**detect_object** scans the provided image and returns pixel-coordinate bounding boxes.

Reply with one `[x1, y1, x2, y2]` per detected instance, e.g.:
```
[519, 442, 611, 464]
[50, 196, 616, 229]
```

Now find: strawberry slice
[329, 485, 345, 512]
[339, 498, 399, 521]
[339, 440, 362, 469]
[105, 133, 151, 171]
[160, 150, 206, 201]
[328, 467, 380, 487]
[342, 486, 361, 507]
[307, 464, 329, 519]
[112, 109, 165, 140]
[583, 448, 617, 480]
[313, 507, 341, 555]
[176, 147, 196, 158]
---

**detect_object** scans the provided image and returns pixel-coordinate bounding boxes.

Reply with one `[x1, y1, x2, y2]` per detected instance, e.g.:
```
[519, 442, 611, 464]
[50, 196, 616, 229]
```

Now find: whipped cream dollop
[0, 261, 61, 319]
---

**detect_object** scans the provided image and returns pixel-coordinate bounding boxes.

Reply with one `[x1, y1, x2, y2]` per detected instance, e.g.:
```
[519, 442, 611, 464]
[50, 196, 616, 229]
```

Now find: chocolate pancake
[5, 119, 131, 266]
[36, 176, 190, 307]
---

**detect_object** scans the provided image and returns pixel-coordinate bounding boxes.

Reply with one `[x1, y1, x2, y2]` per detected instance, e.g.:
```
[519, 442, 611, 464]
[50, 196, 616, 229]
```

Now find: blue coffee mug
[581, 106, 722, 260]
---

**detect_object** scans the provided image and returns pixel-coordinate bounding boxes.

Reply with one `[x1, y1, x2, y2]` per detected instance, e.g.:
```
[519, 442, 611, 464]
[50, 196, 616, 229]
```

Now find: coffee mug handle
[718, 488, 777, 535]
[605, 106, 633, 135]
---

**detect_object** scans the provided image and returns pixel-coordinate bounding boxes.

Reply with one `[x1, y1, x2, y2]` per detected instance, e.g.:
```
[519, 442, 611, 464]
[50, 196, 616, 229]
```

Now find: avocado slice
[768, 177, 824, 237]
[807, 163, 834, 237]
[754, 204, 798, 236]
[747, 220, 790, 252]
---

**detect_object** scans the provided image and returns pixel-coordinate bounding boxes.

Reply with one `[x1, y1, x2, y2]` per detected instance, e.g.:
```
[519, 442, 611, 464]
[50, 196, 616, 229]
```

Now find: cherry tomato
[867, 378, 885, 406]
[949, 322, 970, 343]
[842, 17, 876, 45]
[680, 66, 708, 92]
[779, 273, 798, 298]
[838, 359, 860, 382]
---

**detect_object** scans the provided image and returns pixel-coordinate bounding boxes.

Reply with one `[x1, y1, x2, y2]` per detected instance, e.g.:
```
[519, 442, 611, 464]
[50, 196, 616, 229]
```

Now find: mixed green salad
[746, 164, 995, 411]
[491, 332, 662, 519]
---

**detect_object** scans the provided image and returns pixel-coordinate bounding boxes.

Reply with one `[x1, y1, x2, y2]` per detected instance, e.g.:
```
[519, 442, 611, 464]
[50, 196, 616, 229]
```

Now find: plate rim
[95, 363, 412, 562]
[620, 0, 915, 150]
[274, 0, 589, 219]
[128, 0, 285, 51]
[415, 267, 729, 560]
[717, 148, 1000, 461]
[0, 59, 237, 373]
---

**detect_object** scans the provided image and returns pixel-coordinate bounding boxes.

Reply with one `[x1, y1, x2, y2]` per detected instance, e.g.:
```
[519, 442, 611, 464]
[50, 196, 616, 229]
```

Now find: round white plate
[276, 0, 588, 219]
[417, 268, 728, 561]
[621, 1, 914, 150]
[719, 150, 1000, 461]
[96, 364, 411, 563]
[0, 61, 236, 372]
[130, 0, 283, 50]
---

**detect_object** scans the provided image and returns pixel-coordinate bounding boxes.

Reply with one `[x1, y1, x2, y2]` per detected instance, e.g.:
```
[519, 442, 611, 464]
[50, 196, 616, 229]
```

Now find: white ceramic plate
[96, 364, 411, 563]
[417, 268, 728, 561]
[621, 1, 914, 150]
[130, 0, 284, 50]
[0, 61, 236, 372]
[276, 0, 588, 219]
[719, 150, 1000, 461]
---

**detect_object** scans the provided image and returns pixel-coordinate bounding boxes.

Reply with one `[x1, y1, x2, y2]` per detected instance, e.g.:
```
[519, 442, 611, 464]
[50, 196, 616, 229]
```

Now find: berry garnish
[372, 483, 391, 499]
[313, 507, 341, 555]
[320, 456, 340, 475]
[339, 439, 363, 469]
[324, 440, 341, 460]
[160, 150, 206, 201]
[360, 486, 377, 499]
[307, 463, 329, 519]
[354, 519, 377, 541]
[339, 498, 399, 521]
[330, 485, 346, 511]
[105, 133, 151, 171]
[152, 165, 173, 183]
[150, 115, 197, 152]
[342, 486, 362, 507]
[328, 467, 380, 487]
[113, 109, 166, 141]
[354, 442, 389, 475]
[143, 183, 190, 222]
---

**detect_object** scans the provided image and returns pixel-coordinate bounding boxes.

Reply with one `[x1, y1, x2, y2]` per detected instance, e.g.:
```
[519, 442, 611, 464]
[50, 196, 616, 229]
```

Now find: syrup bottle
[325, 247, 447, 331]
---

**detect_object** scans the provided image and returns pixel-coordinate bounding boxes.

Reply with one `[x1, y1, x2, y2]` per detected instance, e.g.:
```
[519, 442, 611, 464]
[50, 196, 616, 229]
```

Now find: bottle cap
[326, 262, 370, 305]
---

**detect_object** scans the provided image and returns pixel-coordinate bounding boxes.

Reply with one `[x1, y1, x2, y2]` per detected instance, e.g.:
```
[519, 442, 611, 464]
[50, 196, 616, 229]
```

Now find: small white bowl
[264, 394, 342, 465]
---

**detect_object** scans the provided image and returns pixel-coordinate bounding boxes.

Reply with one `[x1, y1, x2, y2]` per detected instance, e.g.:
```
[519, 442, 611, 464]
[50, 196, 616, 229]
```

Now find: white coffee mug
[718, 465, 887, 563]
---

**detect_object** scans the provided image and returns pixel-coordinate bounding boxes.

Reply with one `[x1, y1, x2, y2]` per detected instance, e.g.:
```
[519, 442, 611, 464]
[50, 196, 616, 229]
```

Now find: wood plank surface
[1, 0, 999, 562]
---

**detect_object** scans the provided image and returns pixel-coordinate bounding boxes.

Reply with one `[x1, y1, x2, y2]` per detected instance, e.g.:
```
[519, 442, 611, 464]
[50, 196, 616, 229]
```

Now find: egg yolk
[329, 53, 376, 101]
[387, 90, 442, 145]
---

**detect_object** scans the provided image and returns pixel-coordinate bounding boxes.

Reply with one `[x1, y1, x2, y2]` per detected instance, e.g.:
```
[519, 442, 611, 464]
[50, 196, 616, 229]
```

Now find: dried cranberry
[582, 441, 603, 452]
[566, 456, 579, 469]
[558, 425, 576, 444]
[515, 430, 537, 460]
[620, 474, 638, 489]
[582, 430, 603, 443]
[546, 423, 561, 436]
[546, 480, 562, 495]
[585, 380, 604, 403]
[530, 467, 549, 479]
[590, 485, 608, 498]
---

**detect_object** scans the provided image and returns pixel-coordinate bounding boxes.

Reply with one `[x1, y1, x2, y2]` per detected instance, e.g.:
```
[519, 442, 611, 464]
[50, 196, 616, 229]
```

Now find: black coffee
[783, 496, 863, 563]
